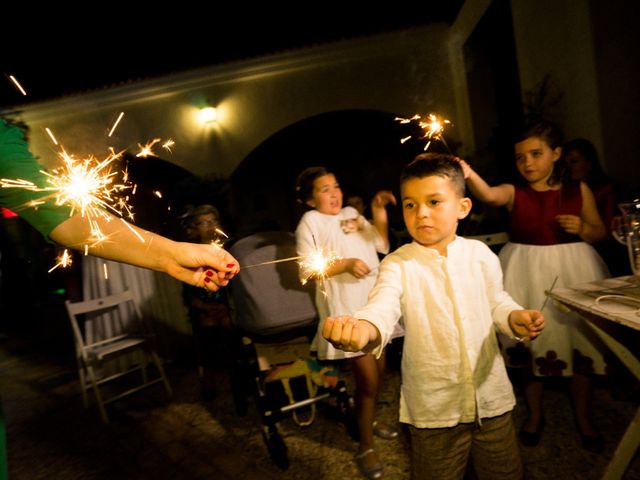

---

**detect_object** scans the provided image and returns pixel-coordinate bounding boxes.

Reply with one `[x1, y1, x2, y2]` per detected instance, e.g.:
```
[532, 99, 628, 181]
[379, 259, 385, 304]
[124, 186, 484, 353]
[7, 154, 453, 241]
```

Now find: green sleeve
[0, 119, 72, 239]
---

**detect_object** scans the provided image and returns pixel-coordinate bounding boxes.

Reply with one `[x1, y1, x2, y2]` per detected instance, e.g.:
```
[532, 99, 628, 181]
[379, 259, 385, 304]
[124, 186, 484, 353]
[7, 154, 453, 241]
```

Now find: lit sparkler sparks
[8, 75, 27, 96]
[395, 113, 452, 152]
[207, 227, 230, 250]
[45, 128, 58, 145]
[241, 246, 338, 285]
[240, 245, 337, 295]
[48, 249, 72, 273]
[299, 247, 338, 286]
[136, 138, 161, 157]
[1, 147, 134, 244]
[108, 112, 125, 137]
[162, 139, 175, 152]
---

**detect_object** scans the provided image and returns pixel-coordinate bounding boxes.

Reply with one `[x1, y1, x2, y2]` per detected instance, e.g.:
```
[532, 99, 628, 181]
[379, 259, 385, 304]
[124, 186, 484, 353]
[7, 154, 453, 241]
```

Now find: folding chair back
[65, 289, 172, 423]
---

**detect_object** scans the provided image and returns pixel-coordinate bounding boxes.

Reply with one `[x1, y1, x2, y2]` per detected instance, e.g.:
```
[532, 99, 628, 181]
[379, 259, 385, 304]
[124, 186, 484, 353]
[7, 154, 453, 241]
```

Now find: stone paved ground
[1, 333, 639, 479]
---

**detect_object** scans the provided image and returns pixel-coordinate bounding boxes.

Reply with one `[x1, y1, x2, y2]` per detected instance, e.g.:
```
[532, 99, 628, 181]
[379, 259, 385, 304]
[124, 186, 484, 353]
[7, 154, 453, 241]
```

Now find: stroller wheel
[336, 382, 359, 441]
[262, 425, 289, 469]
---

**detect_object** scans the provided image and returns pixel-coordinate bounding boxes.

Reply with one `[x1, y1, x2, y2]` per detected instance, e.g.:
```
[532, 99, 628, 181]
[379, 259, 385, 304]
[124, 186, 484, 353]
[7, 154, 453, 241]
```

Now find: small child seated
[323, 153, 544, 480]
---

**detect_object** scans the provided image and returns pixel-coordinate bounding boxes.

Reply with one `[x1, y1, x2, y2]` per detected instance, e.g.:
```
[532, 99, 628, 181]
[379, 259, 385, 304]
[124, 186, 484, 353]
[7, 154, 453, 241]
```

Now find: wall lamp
[198, 106, 218, 124]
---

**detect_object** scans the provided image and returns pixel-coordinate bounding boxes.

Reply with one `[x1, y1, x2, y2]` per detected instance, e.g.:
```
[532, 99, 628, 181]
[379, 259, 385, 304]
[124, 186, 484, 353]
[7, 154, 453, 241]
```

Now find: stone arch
[229, 109, 433, 236]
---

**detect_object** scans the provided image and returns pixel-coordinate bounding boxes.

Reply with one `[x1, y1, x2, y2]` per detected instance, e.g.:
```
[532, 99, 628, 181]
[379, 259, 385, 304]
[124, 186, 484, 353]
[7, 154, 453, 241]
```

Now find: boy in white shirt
[323, 153, 545, 480]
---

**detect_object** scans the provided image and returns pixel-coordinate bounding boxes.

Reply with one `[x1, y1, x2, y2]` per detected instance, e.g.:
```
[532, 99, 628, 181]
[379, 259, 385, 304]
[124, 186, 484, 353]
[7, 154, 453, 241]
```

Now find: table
[548, 276, 640, 480]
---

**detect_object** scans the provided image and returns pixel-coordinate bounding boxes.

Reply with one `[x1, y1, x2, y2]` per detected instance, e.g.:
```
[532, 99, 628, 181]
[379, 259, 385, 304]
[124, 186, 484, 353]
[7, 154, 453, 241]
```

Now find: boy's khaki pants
[408, 411, 522, 480]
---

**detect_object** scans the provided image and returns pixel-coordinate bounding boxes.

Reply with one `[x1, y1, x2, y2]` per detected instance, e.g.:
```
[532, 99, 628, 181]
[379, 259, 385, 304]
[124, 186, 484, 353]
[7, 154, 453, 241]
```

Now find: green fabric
[0, 119, 72, 239]
[0, 403, 6, 480]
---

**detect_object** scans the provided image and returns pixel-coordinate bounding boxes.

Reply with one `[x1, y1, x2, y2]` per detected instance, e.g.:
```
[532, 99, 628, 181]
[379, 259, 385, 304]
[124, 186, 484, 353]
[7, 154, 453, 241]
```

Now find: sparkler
[45, 128, 59, 145]
[8, 75, 27, 96]
[162, 139, 175, 152]
[299, 247, 337, 286]
[1, 103, 176, 273]
[136, 138, 161, 157]
[242, 255, 303, 269]
[241, 246, 338, 290]
[108, 112, 125, 137]
[540, 275, 559, 311]
[395, 113, 452, 152]
[1, 147, 134, 245]
[48, 249, 72, 273]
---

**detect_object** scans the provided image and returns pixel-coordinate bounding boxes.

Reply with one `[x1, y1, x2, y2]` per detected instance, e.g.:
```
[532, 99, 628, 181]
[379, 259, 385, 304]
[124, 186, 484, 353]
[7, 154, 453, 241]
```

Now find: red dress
[510, 182, 582, 245]
[499, 182, 609, 376]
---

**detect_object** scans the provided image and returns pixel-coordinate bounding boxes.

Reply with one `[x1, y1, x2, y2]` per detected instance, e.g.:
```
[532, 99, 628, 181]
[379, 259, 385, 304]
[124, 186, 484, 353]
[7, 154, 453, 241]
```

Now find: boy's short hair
[295, 166, 332, 204]
[400, 153, 466, 197]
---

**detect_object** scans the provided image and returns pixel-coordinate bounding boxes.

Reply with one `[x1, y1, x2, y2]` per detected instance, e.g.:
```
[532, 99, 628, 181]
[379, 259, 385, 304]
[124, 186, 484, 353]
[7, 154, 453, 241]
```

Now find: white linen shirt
[355, 237, 522, 428]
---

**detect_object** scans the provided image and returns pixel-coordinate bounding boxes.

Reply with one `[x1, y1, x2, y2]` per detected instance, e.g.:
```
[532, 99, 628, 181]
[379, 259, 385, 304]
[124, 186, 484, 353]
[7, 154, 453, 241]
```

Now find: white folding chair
[65, 290, 172, 423]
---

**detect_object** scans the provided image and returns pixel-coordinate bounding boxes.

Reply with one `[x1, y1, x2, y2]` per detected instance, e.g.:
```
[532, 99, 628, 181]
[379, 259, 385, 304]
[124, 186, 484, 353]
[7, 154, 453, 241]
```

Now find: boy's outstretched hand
[322, 316, 379, 352]
[508, 310, 545, 341]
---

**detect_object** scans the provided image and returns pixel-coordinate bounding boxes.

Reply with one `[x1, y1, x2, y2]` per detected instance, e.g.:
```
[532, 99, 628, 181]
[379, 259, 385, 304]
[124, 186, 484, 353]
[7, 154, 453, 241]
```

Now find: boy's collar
[410, 236, 461, 257]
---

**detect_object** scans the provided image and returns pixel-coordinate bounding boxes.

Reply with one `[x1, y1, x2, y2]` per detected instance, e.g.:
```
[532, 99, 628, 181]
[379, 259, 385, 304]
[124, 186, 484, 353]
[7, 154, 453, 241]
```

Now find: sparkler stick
[241, 244, 338, 291]
[540, 275, 559, 311]
[242, 255, 303, 269]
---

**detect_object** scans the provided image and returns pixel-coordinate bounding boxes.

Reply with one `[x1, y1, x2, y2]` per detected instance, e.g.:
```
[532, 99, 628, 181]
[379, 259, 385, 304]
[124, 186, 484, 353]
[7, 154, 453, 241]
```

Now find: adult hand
[168, 242, 240, 292]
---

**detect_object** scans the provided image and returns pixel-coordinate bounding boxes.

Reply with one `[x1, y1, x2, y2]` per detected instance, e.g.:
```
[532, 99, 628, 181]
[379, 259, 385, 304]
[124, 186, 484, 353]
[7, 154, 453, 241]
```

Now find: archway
[229, 109, 432, 236]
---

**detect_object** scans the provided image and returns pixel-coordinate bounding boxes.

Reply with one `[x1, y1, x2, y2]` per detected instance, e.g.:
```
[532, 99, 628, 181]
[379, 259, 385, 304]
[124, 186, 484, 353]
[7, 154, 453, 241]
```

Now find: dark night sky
[1, 7, 463, 109]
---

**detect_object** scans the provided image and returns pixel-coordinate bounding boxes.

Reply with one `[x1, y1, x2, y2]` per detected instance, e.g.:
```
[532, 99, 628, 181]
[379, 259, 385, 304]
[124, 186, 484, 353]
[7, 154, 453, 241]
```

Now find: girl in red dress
[459, 120, 609, 453]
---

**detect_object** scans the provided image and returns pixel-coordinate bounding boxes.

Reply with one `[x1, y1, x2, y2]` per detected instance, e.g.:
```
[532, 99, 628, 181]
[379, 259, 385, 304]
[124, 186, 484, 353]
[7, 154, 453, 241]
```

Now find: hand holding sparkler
[168, 241, 240, 290]
[49, 213, 239, 292]
[322, 315, 380, 353]
[508, 310, 545, 342]
[455, 158, 473, 179]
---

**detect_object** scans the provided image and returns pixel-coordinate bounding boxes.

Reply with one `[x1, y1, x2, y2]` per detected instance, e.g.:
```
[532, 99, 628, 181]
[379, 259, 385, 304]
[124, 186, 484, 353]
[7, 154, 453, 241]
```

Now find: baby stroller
[228, 231, 357, 469]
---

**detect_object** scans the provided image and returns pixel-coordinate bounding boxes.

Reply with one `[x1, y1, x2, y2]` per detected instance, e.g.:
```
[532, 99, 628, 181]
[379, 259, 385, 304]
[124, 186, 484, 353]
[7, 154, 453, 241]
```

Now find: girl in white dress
[295, 166, 398, 479]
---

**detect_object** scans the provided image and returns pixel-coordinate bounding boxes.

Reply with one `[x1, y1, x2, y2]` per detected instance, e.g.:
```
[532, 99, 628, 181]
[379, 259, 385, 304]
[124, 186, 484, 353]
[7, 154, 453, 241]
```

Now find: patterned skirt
[499, 242, 610, 376]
